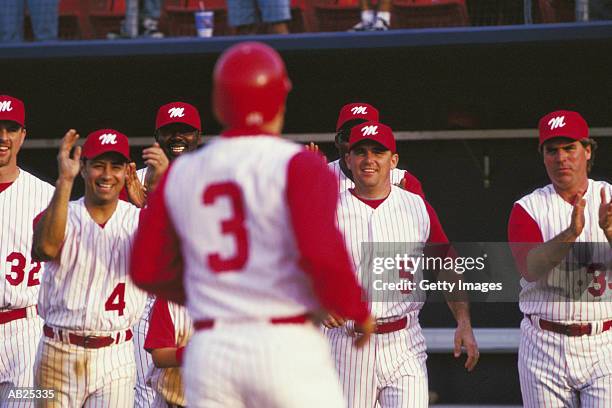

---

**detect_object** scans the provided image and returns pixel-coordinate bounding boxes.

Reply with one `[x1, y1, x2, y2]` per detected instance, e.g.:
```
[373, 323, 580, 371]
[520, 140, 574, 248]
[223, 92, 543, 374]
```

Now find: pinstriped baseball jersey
[164, 136, 320, 322]
[515, 179, 612, 321]
[37, 198, 147, 331]
[145, 299, 193, 407]
[1, 169, 54, 309]
[337, 185, 430, 318]
[329, 159, 405, 193]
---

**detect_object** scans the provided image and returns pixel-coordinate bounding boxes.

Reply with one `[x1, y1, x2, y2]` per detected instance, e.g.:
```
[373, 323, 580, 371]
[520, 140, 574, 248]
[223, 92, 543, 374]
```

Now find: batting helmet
[213, 42, 292, 130]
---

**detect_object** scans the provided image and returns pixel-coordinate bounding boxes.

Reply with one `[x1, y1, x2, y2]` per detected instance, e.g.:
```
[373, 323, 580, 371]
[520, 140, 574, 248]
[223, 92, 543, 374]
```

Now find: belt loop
[530, 315, 541, 330]
[26, 305, 37, 319]
[590, 321, 602, 336]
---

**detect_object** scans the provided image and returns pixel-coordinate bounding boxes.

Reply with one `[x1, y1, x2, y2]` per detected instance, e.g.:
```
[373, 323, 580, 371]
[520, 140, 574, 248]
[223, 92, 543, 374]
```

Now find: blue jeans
[0, 0, 59, 42]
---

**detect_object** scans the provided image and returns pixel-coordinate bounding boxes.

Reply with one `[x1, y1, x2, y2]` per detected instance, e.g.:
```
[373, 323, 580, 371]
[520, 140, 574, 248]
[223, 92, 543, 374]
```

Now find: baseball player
[508, 110, 612, 407]
[31, 129, 147, 407]
[326, 121, 479, 408]
[131, 41, 376, 408]
[0, 95, 54, 407]
[328, 102, 425, 198]
[143, 298, 193, 407]
[132, 101, 202, 408]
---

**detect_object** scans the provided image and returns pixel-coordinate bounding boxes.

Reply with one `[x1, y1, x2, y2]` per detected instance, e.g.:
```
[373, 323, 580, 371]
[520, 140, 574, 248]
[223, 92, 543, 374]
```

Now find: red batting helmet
[213, 42, 292, 130]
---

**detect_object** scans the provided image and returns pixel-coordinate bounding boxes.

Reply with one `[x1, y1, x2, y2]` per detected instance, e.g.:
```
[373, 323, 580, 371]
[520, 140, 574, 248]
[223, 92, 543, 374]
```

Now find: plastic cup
[194, 10, 214, 37]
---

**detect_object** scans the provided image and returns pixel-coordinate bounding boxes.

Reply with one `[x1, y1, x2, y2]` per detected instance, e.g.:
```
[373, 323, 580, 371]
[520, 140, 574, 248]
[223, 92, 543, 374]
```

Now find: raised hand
[57, 129, 81, 182]
[599, 187, 612, 241]
[568, 192, 586, 238]
[143, 142, 169, 192]
[126, 163, 147, 208]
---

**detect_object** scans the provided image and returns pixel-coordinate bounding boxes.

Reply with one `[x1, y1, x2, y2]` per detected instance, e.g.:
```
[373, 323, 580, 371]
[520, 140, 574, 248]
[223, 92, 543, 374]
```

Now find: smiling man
[508, 110, 612, 407]
[0, 95, 55, 407]
[32, 129, 147, 407]
[326, 121, 479, 408]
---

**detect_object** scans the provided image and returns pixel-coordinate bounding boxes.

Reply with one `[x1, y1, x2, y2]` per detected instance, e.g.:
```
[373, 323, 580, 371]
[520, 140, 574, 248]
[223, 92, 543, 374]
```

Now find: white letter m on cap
[548, 116, 566, 130]
[99, 133, 117, 145]
[351, 106, 368, 115]
[168, 107, 185, 118]
[0, 101, 13, 112]
[361, 125, 378, 136]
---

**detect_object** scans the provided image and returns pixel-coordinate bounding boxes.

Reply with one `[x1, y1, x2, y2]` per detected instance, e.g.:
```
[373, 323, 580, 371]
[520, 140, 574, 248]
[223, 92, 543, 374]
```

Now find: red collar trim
[221, 128, 280, 138]
[349, 188, 388, 209]
[0, 181, 14, 194]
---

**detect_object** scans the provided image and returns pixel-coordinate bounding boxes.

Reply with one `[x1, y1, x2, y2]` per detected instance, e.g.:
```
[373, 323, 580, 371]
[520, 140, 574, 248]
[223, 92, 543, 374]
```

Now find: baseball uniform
[131, 135, 371, 408]
[144, 298, 193, 408]
[509, 180, 612, 407]
[0, 170, 54, 407]
[328, 159, 425, 197]
[328, 185, 449, 408]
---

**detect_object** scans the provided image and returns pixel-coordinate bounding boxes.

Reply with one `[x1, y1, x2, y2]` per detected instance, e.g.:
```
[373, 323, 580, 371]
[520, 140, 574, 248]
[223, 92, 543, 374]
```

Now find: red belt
[43, 324, 133, 349]
[530, 316, 612, 337]
[0, 306, 36, 324]
[194, 313, 310, 331]
[355, 316, 408, 334]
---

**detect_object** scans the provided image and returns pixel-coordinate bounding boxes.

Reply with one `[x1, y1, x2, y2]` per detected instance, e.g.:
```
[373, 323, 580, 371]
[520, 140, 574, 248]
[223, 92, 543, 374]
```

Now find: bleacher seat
[536, 0, 575, 23]
[391, 0, 470, 29]
[313, 0, 361, 32]
[89, 0, 126, 38]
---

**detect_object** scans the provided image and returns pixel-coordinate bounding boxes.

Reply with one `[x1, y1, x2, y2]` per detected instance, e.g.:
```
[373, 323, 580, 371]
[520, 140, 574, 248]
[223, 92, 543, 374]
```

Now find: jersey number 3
[5, 252, 42, 287]
[203, 182, 249, 273]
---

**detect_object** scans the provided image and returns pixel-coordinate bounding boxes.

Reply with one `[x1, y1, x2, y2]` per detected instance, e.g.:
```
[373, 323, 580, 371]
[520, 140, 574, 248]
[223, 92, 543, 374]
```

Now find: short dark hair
[335, 118, 368, 144]
[580, 138, 598, 173]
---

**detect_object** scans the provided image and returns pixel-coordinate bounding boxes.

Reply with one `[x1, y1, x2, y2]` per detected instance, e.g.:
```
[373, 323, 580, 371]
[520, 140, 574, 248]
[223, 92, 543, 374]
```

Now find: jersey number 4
[203, 182, 249, 273]
[5, 252, 42, 287]
[104, 283, 126, 316]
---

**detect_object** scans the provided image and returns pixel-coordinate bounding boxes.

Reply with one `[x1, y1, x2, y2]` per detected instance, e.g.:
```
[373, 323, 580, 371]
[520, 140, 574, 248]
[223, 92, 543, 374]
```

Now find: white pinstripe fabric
[146, 302, 192, 407]
[1, 169, 54, 407]
[515, 179, 612, 407]
[184, 323, 346, 408]
[331, 185, 431, 407]
[34, 336, 136, 407]
[328, 160, 406, 194]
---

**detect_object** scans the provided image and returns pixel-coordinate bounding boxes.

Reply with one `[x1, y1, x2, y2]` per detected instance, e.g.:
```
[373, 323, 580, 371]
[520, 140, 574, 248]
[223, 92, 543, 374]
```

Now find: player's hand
[567, 192, 586, 238]
[453, 321, 479, 372]
[126, 163, 147, 208]
[353, 315, 376, 348]
[57, 129, 81, 182]
[322, 312, 346, 329]
[305, 142, 327, 164]
[599, 187, 612, 241]
[143, 142, 169, 192]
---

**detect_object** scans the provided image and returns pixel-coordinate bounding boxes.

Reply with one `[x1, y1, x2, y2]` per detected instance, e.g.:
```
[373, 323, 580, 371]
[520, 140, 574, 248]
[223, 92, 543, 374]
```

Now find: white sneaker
[371, 17, 389, 31]
[350, 20, 373, 31]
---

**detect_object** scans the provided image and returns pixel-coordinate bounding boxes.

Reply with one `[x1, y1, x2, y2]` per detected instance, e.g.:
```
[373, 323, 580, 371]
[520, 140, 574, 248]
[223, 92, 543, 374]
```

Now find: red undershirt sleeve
[144, 298, 176, 351]
[508, 203, 544, 281]
[286, 151, 369, 324]
[402, 171, 425, 199]
[130, 170, 186, 304]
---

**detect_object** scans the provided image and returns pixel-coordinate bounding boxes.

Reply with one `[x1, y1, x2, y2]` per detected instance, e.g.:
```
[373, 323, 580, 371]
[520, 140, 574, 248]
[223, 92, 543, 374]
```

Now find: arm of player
[124, 163, 147, 208]
[286, 151, 373, 332]
[130, 169, 185, 304]
[508, 198, 582, 281]
[599, 187, 612, 245]
[32, 129, 80, 262]
[142, 142, 169, 193]
[145, 298, 184, 368]
[423, 200, 479, 372]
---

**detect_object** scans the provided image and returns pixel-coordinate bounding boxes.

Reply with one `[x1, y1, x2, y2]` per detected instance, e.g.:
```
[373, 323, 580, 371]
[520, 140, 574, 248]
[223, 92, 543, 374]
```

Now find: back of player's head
[213, 42, 292, 130]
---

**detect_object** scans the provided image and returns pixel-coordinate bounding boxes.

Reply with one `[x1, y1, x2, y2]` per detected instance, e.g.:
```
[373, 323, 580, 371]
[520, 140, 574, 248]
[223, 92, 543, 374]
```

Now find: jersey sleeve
[286, 151, 370, 324]
[507, 203, 544, 281]
[144, 298, 176, 351]
[402, 171, 425, 199]
[130, 170, 186, 304]
[423, 200, 455, 260]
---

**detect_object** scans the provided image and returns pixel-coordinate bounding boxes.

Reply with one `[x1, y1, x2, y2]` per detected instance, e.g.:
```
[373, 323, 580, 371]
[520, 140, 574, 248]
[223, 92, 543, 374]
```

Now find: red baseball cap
[349, 121, 396, 152]
[82, 129, 131, 161]
[0, 95, 25, 127]
[155, 102, 201, 131]
[336, 102, 379, 132]
[538, 110, 589, 147]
